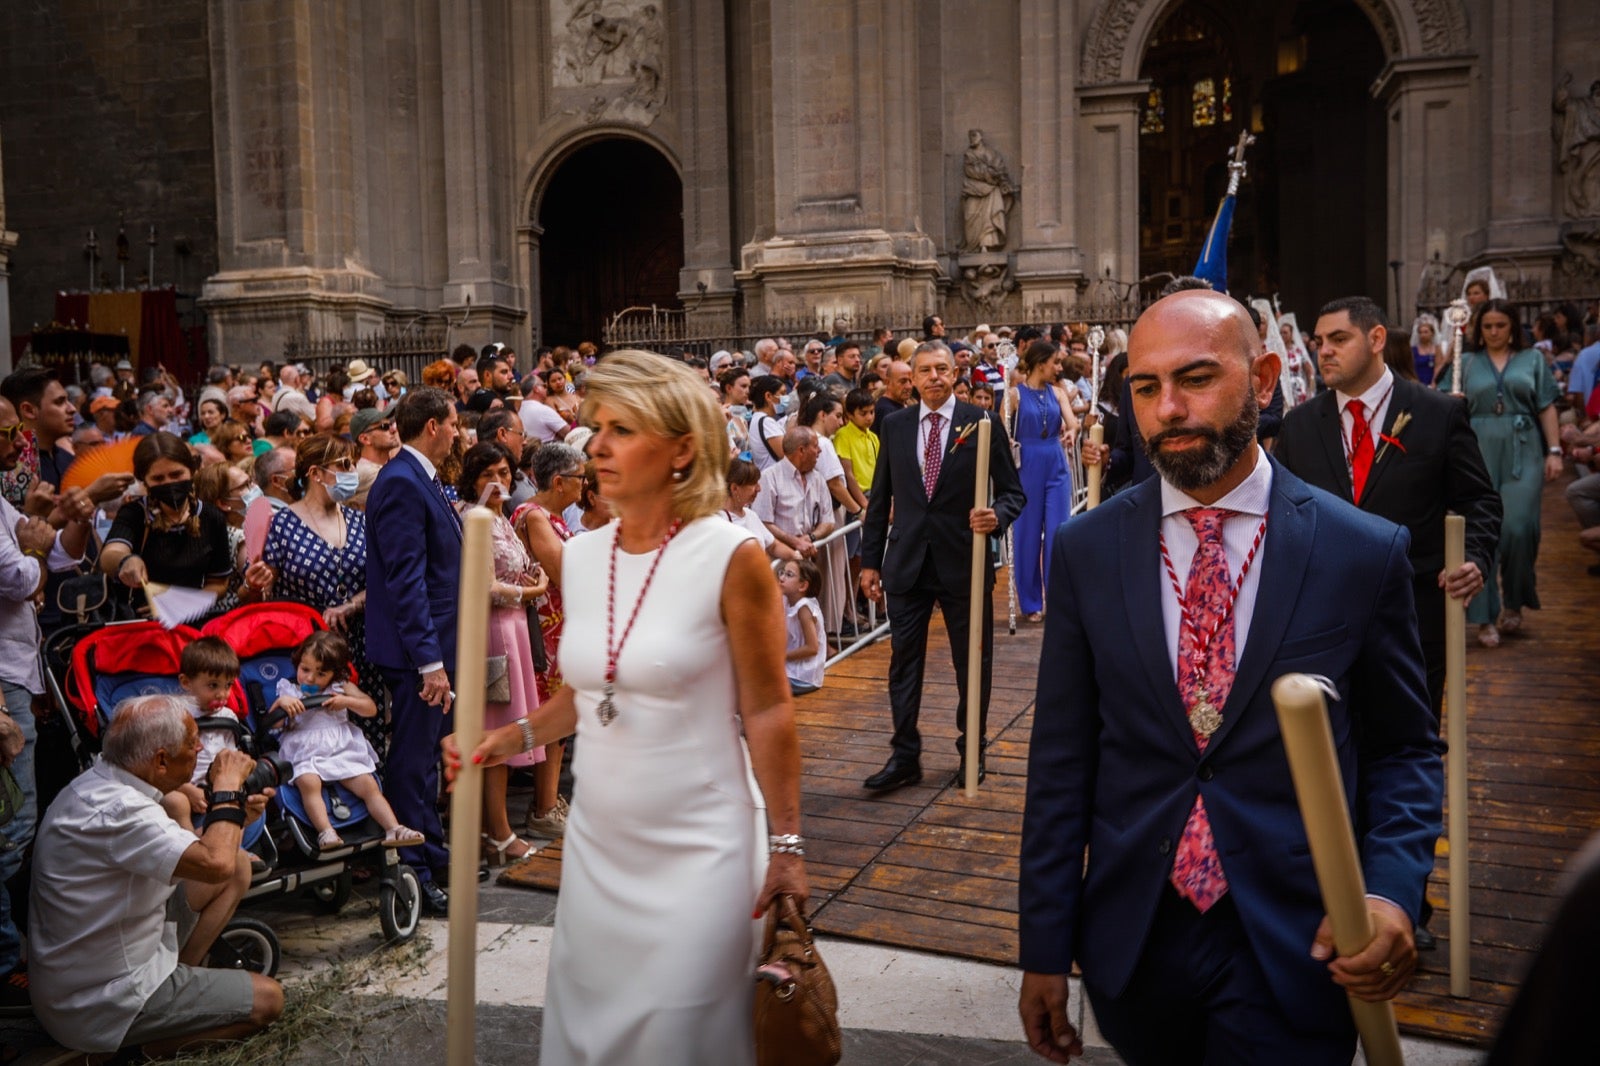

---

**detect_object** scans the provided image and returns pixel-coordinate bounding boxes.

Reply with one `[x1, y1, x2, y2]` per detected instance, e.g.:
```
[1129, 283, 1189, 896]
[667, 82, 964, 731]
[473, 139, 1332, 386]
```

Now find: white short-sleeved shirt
[786, 597, 825, 689]
[30, 758, 204, 1052]
[722, 506, 775, 551]
[815, 435, 846, 484]
[521, 400, 570, 443]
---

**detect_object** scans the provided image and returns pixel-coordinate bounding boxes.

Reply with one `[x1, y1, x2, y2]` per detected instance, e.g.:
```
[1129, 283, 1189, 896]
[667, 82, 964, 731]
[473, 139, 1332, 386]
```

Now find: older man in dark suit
[859, 341, 1025, 791]
[365, 387, 462, 916]
[1018, 291, 1442, 1065]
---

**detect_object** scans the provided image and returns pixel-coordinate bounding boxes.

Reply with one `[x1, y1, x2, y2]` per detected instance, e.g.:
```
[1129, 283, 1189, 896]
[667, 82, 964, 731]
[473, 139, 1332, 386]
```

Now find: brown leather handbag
[753, 894, 842, 1066]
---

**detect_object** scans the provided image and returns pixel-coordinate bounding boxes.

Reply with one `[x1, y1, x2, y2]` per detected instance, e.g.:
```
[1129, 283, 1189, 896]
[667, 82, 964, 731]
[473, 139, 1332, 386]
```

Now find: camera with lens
[240, 755, 293, 796]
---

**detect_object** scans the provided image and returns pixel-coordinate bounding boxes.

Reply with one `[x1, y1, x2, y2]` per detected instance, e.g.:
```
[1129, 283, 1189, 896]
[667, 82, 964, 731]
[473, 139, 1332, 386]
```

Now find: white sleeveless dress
[541, 516, 769, 1066]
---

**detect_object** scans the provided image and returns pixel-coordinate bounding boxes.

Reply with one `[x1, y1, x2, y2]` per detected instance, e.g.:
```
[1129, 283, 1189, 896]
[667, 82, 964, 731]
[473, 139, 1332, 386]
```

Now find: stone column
[201, 0, 391, 367]
[1478, 0, 1559, 258]
[1374, 57, 1475, 317]
[1013, 0, 1086, 307]
[737, 0, 938, 323]
[1075, 82, 1145, 309]
[0, 130, 16, 375]
[437, 0, 523, 348]
[677, 0, 738, 323]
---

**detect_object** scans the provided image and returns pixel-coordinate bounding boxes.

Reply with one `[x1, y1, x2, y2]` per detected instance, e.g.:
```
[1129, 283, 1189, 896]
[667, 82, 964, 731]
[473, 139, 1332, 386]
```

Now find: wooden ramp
[501, 478, 1600, 1048]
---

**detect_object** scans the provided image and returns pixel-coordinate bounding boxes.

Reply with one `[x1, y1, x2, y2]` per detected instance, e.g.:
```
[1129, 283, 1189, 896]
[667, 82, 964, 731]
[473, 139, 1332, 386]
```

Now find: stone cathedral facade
[1, 0, 1597, 365]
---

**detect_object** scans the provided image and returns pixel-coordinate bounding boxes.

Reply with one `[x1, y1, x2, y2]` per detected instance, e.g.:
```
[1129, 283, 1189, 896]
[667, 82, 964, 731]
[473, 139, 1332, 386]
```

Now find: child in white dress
[778, 557, 825, 696]
[272, 630, 424, 851]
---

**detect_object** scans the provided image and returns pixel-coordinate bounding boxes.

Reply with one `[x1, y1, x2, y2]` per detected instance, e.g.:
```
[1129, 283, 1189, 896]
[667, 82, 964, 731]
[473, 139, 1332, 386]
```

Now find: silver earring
[672, 469, 686, 481]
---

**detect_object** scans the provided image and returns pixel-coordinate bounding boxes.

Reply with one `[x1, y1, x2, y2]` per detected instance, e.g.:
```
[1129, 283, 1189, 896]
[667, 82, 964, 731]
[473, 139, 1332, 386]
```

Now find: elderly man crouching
[30, 695, 283, 1057]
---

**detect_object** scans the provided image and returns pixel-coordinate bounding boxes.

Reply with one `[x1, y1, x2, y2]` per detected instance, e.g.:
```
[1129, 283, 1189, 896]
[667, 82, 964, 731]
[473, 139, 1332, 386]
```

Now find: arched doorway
[536, 138, 684, 348]
[1137, 0, 1387, 315]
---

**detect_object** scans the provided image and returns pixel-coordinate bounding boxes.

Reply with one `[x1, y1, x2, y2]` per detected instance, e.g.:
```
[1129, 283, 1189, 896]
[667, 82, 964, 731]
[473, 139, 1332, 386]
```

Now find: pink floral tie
[1169, 507, 1235, 912]
[922, 412, 943, 499]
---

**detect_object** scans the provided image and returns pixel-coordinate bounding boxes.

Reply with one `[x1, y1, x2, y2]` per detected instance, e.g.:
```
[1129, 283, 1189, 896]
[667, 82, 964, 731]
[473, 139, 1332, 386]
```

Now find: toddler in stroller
[162, 636, 252, 832]
[270, 630, 422, 853]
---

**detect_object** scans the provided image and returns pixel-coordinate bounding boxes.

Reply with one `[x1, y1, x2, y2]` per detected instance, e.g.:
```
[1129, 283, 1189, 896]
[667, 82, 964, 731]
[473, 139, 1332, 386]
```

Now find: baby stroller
[45, 618, 286, 972]
[199, 602, 422, 943]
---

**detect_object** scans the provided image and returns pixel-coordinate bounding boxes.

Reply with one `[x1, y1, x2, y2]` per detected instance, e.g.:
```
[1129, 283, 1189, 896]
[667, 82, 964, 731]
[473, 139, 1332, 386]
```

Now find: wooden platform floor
[503, 477, 1600, 1048]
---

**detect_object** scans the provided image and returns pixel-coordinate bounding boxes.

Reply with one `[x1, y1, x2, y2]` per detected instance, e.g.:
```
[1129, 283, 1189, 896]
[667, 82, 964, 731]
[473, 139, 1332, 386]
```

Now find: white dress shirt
[1335, 366, 1396, 486]
[917, 396, 959, 480]
[1158, 446, 1274, 678]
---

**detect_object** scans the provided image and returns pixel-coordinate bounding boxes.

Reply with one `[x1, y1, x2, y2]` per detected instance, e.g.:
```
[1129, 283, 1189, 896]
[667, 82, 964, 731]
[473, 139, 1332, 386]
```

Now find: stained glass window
[1192, 78, 1217, 128]
[1222, 76, 1233, 124]
[1141, 87, 1165, 135]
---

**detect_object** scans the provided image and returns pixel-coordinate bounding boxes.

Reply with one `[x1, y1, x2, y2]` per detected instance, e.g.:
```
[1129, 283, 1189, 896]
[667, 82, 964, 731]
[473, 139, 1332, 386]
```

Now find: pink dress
[469, 508, 546, 767]
[512, 501, 572, 704]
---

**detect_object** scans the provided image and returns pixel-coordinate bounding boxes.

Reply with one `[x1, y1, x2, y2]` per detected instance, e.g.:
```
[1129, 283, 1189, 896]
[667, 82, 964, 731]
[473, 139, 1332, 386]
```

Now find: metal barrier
[805, 518, 892, 669]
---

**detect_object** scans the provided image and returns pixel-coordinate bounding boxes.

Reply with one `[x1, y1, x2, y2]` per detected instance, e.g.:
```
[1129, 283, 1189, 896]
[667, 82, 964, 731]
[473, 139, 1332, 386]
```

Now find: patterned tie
[1169, 507, 1235, 912]
[1348, 399, 1374, 504]
[434, 473, 464, 531]
[922, 411, 944, 499]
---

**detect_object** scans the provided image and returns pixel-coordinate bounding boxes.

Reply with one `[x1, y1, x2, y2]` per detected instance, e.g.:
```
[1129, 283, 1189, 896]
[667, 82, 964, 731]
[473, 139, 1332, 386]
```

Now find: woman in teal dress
[1453, 299, 1564, 647]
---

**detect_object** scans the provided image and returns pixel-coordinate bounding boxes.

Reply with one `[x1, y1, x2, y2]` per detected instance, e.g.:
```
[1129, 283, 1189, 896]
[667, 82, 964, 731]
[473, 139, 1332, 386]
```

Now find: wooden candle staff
[1084, 423, 1104, 510]
[1444, 513, 1470, 996]
[446, 507, 496, 1066]
[1271, 674, 1406, 1066]
[964, 417, 992, 797]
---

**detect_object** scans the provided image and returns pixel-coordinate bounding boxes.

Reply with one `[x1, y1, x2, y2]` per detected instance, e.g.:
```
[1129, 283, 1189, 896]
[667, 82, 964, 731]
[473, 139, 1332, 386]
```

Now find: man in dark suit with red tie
[1275, 294, 1500, 950]
[1018, 291, 1443, 1065]
[859, 342, 1025, 791]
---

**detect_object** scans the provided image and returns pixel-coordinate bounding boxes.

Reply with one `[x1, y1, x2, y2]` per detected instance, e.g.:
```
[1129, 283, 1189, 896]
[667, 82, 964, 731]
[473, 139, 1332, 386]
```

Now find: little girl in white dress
[272, 630, 424, 851]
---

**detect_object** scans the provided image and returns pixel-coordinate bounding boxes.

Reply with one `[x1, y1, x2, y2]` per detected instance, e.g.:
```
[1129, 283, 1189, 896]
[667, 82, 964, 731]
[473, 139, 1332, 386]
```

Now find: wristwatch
[208, 791, 246, 808]
[1548, 446, 1563, 456]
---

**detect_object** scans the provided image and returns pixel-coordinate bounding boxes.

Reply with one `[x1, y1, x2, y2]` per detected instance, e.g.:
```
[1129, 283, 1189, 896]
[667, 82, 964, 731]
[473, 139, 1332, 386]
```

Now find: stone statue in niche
[1555, 73, 1600, 218]
[553, 0, 666, 125]
[960, 129, 1017, 253]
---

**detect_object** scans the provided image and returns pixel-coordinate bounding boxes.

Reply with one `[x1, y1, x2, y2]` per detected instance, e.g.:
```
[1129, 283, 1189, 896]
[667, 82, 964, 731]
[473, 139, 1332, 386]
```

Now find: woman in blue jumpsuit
[1007, 340, 1078, 621]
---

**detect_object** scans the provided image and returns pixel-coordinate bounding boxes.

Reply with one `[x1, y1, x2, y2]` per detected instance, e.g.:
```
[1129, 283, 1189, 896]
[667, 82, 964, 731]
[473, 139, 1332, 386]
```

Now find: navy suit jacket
[1019, 459, 1444, 1033]
[860, 402, 1025, 595]
[364, 449, 463, 675]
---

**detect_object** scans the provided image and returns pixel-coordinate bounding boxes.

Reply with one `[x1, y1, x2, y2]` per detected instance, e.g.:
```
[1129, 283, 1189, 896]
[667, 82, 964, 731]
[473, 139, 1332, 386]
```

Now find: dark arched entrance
[1138, 0, 1386, 314]
[537, 138, 684, 348]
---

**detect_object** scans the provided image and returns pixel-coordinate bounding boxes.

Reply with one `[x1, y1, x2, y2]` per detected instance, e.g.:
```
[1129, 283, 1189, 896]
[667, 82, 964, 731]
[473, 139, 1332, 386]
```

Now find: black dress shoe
[1414, 923, 1437, 951]
[419, 878, 449, 917]
[864, 760, 922, 791]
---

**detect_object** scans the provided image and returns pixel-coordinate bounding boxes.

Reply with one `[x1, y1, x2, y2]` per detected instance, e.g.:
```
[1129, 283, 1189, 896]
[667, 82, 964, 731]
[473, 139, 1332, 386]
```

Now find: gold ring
[1380, 961, 1395, 977]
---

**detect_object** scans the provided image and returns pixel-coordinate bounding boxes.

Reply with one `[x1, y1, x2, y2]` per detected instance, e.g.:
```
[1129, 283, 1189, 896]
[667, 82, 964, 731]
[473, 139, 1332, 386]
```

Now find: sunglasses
[0, 423, 23, 444]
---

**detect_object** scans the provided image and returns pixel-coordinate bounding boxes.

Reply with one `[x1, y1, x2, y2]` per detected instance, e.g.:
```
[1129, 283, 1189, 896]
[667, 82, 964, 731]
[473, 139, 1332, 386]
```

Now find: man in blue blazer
[1018, 291, 1444, 1064]
[366, 387, 462, 915]
[859, 341, 1025, 790]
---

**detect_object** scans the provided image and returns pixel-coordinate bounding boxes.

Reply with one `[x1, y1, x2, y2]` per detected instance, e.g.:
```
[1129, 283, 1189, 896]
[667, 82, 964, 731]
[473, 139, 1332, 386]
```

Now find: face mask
[148, 480, 193, 511]
[239, 485, 264, 509]
[776, 393, 793, 415]
[325, 470, 361, 502]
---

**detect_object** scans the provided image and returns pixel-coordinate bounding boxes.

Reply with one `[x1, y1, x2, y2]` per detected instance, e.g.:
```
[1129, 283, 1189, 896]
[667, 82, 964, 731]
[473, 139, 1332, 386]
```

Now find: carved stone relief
[1078, 0, 1470, 85]
[958, 253, 1017, 317]
[552, 0, 666, 126]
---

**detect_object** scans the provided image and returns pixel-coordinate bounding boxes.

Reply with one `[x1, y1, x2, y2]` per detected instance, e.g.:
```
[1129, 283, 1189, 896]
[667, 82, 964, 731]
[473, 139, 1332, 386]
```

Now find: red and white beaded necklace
[595, 517, 684, 726]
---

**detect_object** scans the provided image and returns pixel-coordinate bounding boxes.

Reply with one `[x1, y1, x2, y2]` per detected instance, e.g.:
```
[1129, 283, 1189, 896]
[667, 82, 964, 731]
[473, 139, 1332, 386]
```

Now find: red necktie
[1348, 399, 1374, 504]
[1169, 508, 1235, 912]
[922, 412, 943, 499]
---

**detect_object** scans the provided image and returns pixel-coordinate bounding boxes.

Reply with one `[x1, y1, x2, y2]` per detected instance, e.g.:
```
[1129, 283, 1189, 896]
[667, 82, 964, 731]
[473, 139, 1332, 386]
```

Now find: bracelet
[516, 716, 536, 754]
[768, 833, 805, 856]
[23, 546, 46, 561]
[204, 806, 246, 829]
[1548, 446, 1563, 455]
[117, 554, 139, 576]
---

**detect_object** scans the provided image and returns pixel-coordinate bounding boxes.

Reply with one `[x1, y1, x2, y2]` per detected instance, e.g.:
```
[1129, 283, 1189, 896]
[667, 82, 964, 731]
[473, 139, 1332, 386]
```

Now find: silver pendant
[1188, 687, 1223, 739]
[597, 682, 617, 726]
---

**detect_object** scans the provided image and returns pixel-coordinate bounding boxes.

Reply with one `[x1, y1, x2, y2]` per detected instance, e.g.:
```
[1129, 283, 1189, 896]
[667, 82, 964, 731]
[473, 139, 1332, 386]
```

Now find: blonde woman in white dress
[446, 349, 807, 1066]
